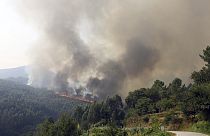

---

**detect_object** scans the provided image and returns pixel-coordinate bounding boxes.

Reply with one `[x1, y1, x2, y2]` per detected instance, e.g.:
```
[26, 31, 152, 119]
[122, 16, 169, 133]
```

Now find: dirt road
[169, 131, 208, 136]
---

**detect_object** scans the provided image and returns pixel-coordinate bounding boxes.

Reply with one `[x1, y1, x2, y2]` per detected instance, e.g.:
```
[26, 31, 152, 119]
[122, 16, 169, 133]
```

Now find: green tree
[152, 80, 167, 99]
[73, 106, 85, 123]
[156, 98, 174, 112]
[87, 103, 103, 124]
[182, 84, 210, 120]
[34, 118, 55, 136]
[35, 114, 80, 136]
[192, 46, 210, 84]
[55, 114, 80, 136]
[100, 102, 112, 122]
[200, 46, 210, 66]
[125, 88, 147, 108]
[136, 97, 153, 115]
[108, 95, 125, 127]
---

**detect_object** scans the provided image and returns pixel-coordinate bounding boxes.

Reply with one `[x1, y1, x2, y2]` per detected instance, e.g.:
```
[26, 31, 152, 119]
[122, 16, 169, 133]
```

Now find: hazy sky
[0, 0, 39, 69]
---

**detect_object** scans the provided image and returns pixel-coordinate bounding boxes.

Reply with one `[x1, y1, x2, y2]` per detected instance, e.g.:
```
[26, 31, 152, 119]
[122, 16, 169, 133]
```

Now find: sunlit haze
[0, 0, 39, 69]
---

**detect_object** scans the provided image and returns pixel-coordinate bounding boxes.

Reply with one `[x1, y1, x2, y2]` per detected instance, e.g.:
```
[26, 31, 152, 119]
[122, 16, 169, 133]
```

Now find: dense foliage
[190, 121, 210, 135]
[36, 116, 171, 136]
[83, 126, 170, 136]
[34, 114, 80, 136]
[0, 80, 87, 136]
[73, 95, 125, 129]
[191, 46, 210, 85]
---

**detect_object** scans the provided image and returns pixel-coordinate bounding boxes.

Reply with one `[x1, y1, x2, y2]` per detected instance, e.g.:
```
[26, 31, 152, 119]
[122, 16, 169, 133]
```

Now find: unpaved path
[169, 131, 208, 136]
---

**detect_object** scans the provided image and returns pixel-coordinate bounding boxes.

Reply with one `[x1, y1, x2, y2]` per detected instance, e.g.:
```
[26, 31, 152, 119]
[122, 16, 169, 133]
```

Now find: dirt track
[169, 131, 208, 136]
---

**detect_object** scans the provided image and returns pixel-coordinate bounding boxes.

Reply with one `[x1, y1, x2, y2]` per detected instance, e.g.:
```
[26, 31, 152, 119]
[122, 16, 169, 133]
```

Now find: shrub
[141, 127, 171, 136]
[125, 108, 137, 119]
[143, 116, 150, 123]
[90, 126, 128, 136]
[191, 121, 210, 134]
[141, 119, 171, 136]
[164, 112, 183, 125]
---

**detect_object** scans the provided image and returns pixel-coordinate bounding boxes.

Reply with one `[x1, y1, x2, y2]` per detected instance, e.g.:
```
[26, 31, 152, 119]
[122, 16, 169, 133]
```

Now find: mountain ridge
[0, 66, 28, 79]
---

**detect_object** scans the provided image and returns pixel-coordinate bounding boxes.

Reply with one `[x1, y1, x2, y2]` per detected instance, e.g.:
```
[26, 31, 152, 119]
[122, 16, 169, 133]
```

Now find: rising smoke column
[87, 40, 160, 98]
[17, 0, 96, 91]
[16, 0, 210, 98]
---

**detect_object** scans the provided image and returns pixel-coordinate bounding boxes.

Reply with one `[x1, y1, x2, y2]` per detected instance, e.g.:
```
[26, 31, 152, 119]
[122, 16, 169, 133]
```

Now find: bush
[141, 127, 171, 136]
[164, 112, 183, 125]
[141, 129, 171, 136]
[88, 125, 172, 136]
[164, 114, 172, 125]
[125, 108, 137, 119]
[143, 116, 150, 123]
[191, 121, 210, 134]
[34, 114, 80, 136]
[140, 119, 171, 136]
[90, 126, 128, 136]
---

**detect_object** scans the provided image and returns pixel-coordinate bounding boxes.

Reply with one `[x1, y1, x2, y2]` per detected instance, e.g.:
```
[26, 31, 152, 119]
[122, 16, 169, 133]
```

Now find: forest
[0, 80, 87, 136]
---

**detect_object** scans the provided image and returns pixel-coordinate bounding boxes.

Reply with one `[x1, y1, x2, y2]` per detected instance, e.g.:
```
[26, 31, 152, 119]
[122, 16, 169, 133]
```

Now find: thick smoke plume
[16, 0, 210, 99]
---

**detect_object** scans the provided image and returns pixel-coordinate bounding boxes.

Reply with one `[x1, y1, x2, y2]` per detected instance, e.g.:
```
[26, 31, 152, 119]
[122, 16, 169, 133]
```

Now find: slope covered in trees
[0, 80, 87, 136]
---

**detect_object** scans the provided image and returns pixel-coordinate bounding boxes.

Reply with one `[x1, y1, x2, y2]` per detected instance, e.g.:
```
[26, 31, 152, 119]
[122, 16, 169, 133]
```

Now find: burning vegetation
[55, 88, 97, 104]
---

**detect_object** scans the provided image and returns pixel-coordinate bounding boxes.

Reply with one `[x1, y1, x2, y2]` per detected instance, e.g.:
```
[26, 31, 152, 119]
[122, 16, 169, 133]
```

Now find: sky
[0, 0, 39, 69]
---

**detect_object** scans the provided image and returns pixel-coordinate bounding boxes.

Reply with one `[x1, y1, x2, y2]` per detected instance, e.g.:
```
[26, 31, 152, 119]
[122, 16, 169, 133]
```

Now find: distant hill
[0, 66, 28, 79]
[0, 66, 28, 84]
[0, 79, 88, 136]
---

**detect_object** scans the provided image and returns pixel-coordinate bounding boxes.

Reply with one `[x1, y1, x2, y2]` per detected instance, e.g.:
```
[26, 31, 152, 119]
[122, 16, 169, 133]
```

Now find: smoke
[87, 61, 126, 98]
[16, 0, 210, 98]
[121, 40, 160, 77]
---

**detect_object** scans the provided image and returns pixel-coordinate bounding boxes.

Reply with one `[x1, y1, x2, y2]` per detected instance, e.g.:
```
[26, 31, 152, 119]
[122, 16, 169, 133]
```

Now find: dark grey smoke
[121, 39, 160, 77]
[15, 0, 210, 98]
[87, 61, 126, 98]
[87, 41, 160, 99]
[54, 70, 69, 92]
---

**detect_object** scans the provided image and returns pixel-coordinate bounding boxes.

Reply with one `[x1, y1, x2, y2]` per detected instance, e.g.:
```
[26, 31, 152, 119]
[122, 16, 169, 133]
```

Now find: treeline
[124, 46, 210, 119]
[125, 78, 210, 119]
[0, 80, 87, 136]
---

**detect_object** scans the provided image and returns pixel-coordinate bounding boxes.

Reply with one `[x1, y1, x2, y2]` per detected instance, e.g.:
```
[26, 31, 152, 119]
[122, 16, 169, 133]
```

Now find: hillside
[0, 66, 29, 85]
[0, 79, 88, 136]
[0, 66, 28, 79]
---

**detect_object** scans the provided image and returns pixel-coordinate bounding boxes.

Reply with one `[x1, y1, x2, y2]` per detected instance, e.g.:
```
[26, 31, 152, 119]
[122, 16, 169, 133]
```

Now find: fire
[55, 91, 95, 104]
